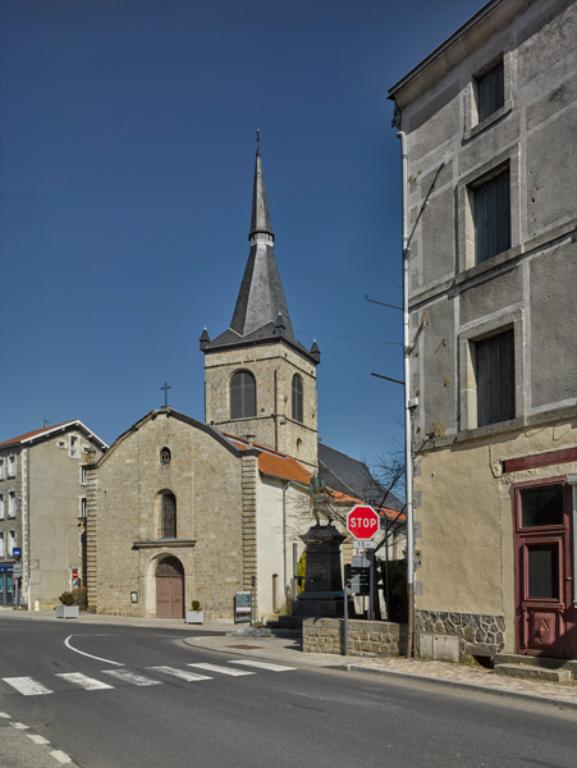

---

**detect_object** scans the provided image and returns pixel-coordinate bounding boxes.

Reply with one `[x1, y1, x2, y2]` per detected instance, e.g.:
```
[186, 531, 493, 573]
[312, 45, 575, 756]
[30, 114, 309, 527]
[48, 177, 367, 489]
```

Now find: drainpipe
[397, 128, 415, 658]
[568, 475, 577, 605]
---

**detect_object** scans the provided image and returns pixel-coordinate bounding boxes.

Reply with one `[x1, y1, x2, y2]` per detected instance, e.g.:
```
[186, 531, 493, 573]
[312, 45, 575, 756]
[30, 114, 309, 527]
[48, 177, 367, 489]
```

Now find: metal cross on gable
[161, 381, 172, 407]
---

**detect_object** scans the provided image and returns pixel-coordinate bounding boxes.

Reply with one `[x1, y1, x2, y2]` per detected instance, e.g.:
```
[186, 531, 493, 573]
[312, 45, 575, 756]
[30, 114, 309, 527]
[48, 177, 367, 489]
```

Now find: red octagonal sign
[346, 504, 379, 540]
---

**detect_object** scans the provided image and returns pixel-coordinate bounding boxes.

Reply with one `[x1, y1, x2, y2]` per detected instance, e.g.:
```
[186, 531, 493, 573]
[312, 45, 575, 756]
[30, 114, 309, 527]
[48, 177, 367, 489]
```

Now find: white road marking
[2, 677, 53, 696]
[0, 712, 11, 718]
[10, 722, 29, 730]
[187, 663, 255, 677]
[229, 660, 296, 672]
[55, 673, 113, 691]
[102, 669, 161, 687]
[27, 734, 50, 745]
[51, 750, 72, 764]
[147, 666, 211, 682]
[64, 635, 122, 667]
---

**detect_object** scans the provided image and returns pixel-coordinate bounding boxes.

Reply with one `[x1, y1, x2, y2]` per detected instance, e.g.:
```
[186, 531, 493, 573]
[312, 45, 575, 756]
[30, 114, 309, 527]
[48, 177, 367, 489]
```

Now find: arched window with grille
[230, 370, 257, 419]
[157, 491, 177, 539]
[292, 374, 304, 423]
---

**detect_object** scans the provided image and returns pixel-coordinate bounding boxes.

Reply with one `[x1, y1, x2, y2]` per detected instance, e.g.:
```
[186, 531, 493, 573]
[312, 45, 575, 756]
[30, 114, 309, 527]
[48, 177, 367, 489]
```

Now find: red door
[155, 557, 184, 619]
[515, 480, 577, 658]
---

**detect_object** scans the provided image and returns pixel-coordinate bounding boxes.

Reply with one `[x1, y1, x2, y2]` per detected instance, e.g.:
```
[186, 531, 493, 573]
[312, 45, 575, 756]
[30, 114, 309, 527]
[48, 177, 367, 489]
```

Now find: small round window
[160, 447, 171, 466]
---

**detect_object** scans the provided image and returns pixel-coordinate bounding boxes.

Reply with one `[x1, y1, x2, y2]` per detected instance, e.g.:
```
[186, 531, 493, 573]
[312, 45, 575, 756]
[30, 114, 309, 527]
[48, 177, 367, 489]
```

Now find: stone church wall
[89, 412, 245, 619]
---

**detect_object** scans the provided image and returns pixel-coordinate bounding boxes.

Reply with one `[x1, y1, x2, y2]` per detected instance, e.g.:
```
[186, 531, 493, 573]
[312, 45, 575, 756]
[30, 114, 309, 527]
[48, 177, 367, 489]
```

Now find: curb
[335, 663, 577, 711]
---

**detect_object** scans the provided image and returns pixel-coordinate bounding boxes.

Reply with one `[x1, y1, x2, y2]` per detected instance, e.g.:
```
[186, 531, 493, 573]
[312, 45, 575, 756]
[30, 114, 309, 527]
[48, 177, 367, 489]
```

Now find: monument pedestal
[293, 524, 349, 619]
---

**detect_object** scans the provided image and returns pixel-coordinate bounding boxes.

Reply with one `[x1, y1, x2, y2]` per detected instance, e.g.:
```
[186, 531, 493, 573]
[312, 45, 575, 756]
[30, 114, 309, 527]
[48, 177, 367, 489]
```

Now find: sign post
[347, 505, 379, 620]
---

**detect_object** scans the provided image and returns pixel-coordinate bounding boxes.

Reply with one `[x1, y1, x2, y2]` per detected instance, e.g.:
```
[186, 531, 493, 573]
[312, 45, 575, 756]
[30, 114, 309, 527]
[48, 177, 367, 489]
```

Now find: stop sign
[346, 505, 379, 540]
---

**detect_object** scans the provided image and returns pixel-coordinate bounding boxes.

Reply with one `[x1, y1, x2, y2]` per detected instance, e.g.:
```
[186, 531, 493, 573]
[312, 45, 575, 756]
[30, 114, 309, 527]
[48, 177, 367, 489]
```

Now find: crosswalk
[0, 659, 296, 697]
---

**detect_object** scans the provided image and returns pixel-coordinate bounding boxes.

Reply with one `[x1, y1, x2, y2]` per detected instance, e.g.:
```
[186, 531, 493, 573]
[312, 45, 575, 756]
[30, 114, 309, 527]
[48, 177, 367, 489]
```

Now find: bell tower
[200, 141, 320, 470]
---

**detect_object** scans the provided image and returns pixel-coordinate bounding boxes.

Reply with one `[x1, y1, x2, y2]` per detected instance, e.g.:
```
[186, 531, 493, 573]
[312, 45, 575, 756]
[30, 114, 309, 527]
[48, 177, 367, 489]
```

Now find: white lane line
[10, 722, 29, 730]
[187, 663, 255, 677]
[27, 734, 50, 745]
[102, 669, 161, 687]
[147, 666, 211, 682]
[2, 677, 53, 696]
[229, 660, 296, 672]
[64, 635, 122, 667]
[55, 673, 113, 691]
[0, 712, 11, 718]
[51, 750, 72, 764]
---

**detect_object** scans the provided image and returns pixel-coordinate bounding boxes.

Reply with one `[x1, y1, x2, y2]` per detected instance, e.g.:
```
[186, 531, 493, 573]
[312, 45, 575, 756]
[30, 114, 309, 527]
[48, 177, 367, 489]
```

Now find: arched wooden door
[155, 556, 184, 618]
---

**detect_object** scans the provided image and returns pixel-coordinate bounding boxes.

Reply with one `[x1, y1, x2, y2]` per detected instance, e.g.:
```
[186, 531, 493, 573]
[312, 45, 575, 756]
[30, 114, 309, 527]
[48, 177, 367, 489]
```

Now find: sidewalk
[185, 630, 577, 710]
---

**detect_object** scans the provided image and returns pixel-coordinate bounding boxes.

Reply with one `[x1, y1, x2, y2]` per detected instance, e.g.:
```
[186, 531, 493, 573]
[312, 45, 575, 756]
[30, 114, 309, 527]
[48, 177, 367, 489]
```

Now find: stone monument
[293, 523, 347, 618]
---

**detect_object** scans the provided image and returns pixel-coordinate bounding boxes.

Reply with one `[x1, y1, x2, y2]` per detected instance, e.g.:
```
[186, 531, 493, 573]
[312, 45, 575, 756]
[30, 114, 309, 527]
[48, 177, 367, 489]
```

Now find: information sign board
[234, 591, 252, 624]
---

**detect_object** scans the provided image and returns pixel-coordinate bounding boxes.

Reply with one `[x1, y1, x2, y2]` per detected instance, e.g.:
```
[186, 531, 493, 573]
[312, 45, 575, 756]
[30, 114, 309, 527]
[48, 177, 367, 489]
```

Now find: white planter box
[185, 610, 204, 624]
[55, 605, 79, 619]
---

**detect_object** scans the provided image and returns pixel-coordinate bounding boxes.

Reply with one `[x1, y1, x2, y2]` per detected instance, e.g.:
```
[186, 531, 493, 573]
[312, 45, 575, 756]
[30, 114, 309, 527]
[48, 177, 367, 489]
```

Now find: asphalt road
[1, 617, 577, 768]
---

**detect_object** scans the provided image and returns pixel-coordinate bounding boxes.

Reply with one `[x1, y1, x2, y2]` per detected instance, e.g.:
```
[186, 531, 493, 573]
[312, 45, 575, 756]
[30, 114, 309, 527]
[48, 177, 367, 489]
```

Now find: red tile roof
[0, 420, 75, 449]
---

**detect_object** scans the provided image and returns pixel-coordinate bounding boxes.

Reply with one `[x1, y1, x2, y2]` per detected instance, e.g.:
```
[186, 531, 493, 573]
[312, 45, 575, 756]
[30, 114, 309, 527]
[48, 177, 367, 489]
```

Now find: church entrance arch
[155, 556, 184, 619]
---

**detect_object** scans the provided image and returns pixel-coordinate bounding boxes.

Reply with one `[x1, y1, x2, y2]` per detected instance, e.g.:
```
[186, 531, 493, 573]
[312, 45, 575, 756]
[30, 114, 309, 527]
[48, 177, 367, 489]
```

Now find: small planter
[185, 610, 204, 624]
[56, 605, 80, 619]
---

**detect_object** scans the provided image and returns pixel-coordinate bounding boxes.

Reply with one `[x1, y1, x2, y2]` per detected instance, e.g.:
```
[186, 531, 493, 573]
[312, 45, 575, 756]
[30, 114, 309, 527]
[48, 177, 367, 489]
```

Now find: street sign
[234, 591, 252, 623]
[12, 547, 21, 558]
[346, 505, 379, 541]
[13, 562, 23, 578]
[353, 540, 377, 550]
[349, 566, 370, 596]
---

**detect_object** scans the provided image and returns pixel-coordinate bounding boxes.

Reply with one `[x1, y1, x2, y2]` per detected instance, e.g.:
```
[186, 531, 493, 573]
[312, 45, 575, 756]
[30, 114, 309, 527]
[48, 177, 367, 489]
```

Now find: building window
[80, 466, 88, 486]
[230, 370, 256, 420]
[471, 166, 510, 264]
[160, 447, 171, 466]
[7, 492, 16, 519]
[69, 435, 80, 459]
[7, 455, 16, 478]
[520, 485, 564, 528]
[158, 491, 177, 539]
[474, 328, 515, 427]
[0, 532, 4, 557]
[0, 494, 3, 520]
[8, 530, 16, 556]
[291, 374, 304, 423]
[0, 458, 4, 480]
[475, 59, 505, 123]
[79, 497, 87, 520]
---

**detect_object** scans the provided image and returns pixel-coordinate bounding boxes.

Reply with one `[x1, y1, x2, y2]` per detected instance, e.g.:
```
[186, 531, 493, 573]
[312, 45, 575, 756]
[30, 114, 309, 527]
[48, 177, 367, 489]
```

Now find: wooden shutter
[474, 168, 510, 264]
[476, 329, 515, 426]
[292, 374, 303, 423]
[230, 371, 256, 419]
[476, 60, 505, 122]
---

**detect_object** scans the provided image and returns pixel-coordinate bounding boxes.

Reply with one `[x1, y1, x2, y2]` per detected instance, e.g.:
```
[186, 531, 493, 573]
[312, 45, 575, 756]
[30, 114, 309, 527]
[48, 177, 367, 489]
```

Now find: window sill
[457, 416, 522, 443]
[457, 244, 522, 284]
[464, 100, 513, 142]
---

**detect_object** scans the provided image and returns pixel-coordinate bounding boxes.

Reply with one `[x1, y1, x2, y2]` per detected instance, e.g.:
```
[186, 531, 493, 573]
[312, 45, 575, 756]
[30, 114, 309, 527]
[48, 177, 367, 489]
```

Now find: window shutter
[476, 338, 492, 426]
[475, 329, 515, 427]
[292, 374, 304, 423]
[497, 330, 515, 421]
[230, 371, 256, 419]
[231, 373, 242, 419]
[476, 60, 505, 122]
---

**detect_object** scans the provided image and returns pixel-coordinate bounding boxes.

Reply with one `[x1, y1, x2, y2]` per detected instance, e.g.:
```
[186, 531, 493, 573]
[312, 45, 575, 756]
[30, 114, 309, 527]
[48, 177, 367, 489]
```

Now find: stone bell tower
[200, 142, 320, 470]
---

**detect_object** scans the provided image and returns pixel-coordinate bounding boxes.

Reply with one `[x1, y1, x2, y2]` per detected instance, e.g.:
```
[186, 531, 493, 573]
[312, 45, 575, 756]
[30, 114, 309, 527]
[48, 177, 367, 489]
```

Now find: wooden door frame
[513, 476, 572, 656]
[155, 555, 185, 619]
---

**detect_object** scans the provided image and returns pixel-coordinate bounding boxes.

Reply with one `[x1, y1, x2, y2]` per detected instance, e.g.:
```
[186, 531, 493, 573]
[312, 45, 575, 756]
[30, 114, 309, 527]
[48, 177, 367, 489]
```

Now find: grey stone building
[0, 421, 106, 608]
[389, 0, 577, 660]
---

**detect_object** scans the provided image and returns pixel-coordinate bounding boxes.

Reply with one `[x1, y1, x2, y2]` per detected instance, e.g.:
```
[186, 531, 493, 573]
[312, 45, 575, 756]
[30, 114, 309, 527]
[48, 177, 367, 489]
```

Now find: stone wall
[417, 610, 505, 662]
[303, 618, 401, 657]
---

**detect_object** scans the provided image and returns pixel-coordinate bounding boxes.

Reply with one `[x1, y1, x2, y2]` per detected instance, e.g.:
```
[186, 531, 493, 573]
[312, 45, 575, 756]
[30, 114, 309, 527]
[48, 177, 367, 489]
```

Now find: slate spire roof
[201, 144, 319, 364]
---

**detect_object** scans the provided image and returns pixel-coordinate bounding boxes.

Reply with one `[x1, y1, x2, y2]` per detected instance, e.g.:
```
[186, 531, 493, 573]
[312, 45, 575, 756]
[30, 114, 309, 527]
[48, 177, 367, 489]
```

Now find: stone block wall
[303, 618, 401, 657]
[417, 609, 505, 661]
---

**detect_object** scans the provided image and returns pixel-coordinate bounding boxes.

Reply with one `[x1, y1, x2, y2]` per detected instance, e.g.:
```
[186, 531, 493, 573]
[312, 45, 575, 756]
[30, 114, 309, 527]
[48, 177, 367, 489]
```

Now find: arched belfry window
[292, 374, 304, 423]
[230, 370, 256, 419]
[157, 490, 177, 539]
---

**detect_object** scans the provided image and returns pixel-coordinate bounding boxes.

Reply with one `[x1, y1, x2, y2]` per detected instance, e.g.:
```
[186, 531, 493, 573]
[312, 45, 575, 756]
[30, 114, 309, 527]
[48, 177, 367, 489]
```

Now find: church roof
[202, 147, 318, 365]
[318, 442, 404, 514]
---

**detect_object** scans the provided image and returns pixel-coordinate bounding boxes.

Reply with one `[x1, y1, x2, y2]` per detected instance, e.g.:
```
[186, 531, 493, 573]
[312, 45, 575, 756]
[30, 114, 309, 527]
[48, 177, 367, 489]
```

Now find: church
[85, 146, 402, 621]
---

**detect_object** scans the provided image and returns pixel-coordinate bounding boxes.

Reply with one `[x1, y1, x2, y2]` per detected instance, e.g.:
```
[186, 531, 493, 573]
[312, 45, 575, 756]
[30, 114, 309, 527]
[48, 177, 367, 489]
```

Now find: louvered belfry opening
[159, 491, 177, 539]
[230, 370, 256, 419]
[292, 374, 303, 423]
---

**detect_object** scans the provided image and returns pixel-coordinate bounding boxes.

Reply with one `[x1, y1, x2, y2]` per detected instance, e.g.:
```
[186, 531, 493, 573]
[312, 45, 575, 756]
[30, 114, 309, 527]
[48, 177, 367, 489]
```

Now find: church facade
[86, 146, 403, 621]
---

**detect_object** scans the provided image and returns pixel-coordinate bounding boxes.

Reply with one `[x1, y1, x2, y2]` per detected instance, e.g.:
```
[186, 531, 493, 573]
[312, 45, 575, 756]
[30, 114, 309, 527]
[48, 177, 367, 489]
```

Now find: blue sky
[0, 0, 485, 468]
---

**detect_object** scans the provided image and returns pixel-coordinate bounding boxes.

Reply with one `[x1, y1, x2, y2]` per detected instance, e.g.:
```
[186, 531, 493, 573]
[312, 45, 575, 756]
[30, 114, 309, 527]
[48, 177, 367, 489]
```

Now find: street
[1, 618, 577, 767]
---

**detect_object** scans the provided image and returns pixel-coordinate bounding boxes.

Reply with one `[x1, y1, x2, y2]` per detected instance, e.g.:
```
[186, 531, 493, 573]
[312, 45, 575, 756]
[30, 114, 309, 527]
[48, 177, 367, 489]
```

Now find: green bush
[191, 600, 202, 611]
[72, 586, 87, 609]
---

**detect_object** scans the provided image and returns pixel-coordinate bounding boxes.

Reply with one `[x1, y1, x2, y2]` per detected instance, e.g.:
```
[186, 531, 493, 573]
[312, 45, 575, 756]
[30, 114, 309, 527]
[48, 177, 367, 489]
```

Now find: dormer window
[230, 370, 256, 419]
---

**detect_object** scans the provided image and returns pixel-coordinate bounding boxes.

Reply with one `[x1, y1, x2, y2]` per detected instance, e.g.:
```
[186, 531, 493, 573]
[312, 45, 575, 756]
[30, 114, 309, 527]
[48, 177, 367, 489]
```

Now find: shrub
[72, 586, 87, 609]
[191, 600, 202, 611]
[58, 591, 75, 606]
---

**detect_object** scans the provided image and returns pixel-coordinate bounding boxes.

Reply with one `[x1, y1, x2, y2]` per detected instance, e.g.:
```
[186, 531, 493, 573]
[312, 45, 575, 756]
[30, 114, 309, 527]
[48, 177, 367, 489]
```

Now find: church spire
[249, 135, 274, 241]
